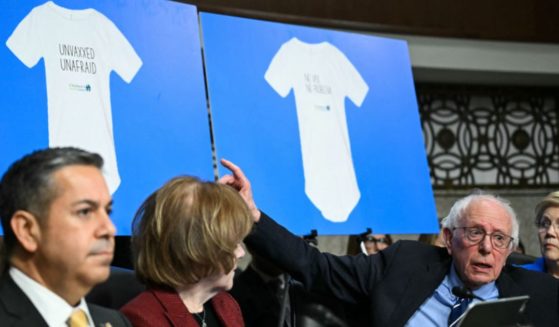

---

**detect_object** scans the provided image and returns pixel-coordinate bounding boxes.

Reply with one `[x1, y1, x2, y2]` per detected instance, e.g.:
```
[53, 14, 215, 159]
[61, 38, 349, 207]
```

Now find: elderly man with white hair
[221, 160, 559, 327]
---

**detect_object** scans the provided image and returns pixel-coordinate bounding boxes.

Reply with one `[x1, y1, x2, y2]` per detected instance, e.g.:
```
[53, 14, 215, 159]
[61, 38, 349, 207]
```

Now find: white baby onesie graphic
[265, 37, 369, 222]
[6, 1, 142, 193]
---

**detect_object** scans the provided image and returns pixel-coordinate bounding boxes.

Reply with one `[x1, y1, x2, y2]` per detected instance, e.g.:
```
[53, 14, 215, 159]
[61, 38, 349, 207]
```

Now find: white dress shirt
[10, 267, 94, 327]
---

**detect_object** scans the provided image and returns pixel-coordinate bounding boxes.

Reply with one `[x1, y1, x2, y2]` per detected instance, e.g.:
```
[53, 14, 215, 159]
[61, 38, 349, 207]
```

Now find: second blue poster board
[201, 13, 439, 235]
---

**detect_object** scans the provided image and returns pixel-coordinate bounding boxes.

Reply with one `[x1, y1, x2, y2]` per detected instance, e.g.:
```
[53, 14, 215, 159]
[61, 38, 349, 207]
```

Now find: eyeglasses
[536, 218, 559, 232]
[453, 227, 514, 249]
[362, 235, 388, 244]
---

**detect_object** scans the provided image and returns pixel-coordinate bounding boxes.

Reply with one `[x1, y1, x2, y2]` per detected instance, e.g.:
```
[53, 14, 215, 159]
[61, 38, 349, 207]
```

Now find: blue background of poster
[201, 13, 439, 235]
[0, 0, 213, 235]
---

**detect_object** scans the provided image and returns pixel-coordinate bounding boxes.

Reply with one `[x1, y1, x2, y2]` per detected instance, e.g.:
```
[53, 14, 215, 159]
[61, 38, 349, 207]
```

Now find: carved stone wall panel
[418, 85, 559, 189]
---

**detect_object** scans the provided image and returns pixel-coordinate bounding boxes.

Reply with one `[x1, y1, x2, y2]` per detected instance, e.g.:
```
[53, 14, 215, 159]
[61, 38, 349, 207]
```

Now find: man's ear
[10, 210, 41, 253]
[443, 228, 453, 255]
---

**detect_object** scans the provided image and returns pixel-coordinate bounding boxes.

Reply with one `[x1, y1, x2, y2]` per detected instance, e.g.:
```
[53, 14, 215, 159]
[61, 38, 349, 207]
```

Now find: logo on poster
[68, 83, 92, 92]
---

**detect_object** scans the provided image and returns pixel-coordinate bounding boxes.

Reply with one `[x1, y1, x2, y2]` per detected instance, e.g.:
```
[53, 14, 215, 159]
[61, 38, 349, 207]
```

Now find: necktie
[67, 308, 89, 327]
[448, 297, 471, 326]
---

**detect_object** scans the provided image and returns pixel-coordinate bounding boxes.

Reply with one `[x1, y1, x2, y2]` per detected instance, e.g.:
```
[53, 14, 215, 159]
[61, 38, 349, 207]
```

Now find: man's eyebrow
[471, 224, 507, 234]
[491, 227, 509, 235]
[71, 199, 99, 208]
[72, 199, 113, 206]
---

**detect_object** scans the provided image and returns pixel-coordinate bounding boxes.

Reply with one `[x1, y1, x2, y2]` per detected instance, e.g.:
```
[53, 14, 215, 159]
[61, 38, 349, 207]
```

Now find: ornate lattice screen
[417, 84, 559, 189]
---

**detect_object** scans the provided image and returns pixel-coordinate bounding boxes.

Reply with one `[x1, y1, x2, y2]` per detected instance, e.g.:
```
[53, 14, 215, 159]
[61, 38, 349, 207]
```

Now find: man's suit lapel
[0, 274, 48, 327]
[496, 269, 524, 297]
[387, 257, 451, 326]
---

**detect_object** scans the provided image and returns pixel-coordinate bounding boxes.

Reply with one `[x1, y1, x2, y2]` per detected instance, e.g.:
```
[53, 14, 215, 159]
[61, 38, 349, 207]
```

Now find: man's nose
[98, 210, 117, 238]
[478, 234, 492, 254]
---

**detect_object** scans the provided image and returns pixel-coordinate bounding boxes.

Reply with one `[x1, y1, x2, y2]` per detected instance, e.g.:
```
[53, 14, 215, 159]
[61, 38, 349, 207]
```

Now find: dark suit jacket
[245, 213, 559, 327]
[121, 287, 244, 327]
[0, 273, 131, 327]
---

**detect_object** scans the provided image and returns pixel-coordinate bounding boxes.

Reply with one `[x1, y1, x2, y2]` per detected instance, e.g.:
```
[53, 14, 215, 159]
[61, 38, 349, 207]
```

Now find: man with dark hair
[0, 147, 130, 326]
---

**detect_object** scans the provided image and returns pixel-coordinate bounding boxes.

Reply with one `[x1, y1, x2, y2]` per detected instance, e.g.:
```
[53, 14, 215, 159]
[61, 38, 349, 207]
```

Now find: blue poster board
[0, 0, 213, 234]
[201, 13, 438, 235]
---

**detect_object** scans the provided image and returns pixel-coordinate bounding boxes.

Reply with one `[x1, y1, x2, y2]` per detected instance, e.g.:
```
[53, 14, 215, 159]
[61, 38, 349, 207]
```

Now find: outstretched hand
[219, 158, 261, 222]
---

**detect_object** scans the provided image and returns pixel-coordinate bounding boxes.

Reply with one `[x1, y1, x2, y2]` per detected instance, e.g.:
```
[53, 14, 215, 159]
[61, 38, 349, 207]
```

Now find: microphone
[451, 286, 484, 301]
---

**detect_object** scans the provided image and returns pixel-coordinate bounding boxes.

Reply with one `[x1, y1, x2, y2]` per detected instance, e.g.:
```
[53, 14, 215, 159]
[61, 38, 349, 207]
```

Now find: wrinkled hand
[219, 158, 261, 222]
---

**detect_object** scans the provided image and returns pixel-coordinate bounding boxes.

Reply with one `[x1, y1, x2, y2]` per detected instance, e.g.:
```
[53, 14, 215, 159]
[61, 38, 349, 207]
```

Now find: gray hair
[441, 191, 519, 248]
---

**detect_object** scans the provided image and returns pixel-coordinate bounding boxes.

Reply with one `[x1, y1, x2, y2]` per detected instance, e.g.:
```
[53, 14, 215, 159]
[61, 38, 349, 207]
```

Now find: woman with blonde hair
[121, 173, 254, 326]
[521, 191, 559, 278]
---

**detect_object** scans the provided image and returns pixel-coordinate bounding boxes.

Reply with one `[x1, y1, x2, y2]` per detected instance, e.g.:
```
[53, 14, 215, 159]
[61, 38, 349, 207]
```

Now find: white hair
[441, 191, 519, 248]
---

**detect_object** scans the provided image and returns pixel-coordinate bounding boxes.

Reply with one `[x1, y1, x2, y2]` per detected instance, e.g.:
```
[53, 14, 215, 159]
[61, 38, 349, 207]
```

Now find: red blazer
[121, 288, 244, 327]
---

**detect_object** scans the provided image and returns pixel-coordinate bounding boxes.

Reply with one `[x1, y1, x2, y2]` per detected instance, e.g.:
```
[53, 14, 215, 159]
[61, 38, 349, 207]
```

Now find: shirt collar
[436, 261, 499, 305]
[447, 261, 499, 299]
[10, 267, 94, 326]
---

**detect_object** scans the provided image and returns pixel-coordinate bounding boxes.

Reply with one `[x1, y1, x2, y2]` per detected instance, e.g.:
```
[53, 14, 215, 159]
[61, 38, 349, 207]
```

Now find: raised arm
[218, 158, 261, 222]
[218, 158, 383, 305]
